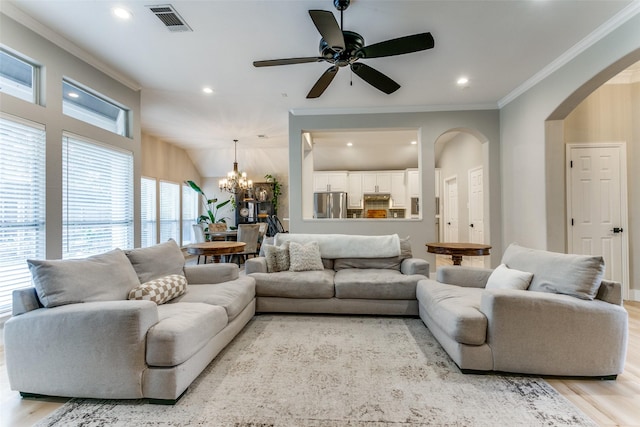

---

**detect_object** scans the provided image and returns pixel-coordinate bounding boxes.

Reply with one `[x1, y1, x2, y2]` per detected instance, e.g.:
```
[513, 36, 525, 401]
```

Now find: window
[0, 115, 45, 317]
[63, 134, 133, 258]
[182, 183, 199, 245]
[141, 177, 157, 248]
[0, 49, 39, 103]
[62, 79, 130, 137]
[159, 181, 180, 244]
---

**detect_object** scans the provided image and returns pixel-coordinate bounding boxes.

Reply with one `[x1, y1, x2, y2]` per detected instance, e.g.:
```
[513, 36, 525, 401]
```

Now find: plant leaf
[216, 199, 231, 210]
[186, 180, 205, 196]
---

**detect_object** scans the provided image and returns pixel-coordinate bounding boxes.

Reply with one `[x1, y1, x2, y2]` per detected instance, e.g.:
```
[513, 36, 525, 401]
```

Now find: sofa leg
[20, 391, 49, 399]
[148, 388, 188, 405]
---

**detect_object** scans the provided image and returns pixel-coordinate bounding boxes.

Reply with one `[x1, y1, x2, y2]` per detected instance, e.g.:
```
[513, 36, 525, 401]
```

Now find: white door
[468, 167, 485, 267]
[567, 144, 629, 297]
[443, 176, 458, 242]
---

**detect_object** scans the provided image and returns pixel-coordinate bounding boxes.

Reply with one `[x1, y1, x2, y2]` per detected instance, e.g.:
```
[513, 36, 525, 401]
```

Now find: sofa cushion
[146, 302, 228, 366]
[289, 241, 324, 272]
[128, 274, 187, 305]
[125, 239, 185, 283]
[27, 249, 140, 308]
[263, 242, 290, 272]
[169, 277, 255, 321]
[416, 279, 487, 346]
[334, 269, 420, 299]
[252, 270, 335, 298]
[501, 244, 604, 300]
[485, 264, 533, 291]
[334, 257, 402, 271]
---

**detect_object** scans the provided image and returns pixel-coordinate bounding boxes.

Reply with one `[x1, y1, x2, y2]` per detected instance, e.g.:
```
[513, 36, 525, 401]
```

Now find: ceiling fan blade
[307, 66, 339, 99]
[350, 63, 400, 94]
[253, 57, 323, 67]
[309, 10, 345, 51]
[357, 32, 434, 59]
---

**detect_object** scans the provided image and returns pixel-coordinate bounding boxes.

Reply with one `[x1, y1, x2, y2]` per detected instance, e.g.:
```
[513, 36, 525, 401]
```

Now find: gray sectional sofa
[245, 233, 430, 315]
[4, 240, 255, 402]
[4, 236, 629, 404]
[416, 243, 629, 378]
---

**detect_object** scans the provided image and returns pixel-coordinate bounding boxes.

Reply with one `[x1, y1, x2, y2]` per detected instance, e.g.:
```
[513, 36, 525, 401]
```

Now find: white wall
[500, 12, 640, 294]
[288, 110, 501, 267]
[0, 13, 142, 255]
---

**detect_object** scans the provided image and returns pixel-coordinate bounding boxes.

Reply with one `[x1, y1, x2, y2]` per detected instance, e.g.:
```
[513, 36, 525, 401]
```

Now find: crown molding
[290, 103, 498, 116]
[498, 1, 640, 108]
[1, 2, 141, 91]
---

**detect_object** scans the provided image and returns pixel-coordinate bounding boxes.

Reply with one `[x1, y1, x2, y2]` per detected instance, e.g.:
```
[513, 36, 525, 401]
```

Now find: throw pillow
[501, 243, 605, 300]
[263, 242, 290, 273]
[27, 249, 140, 308]
[485, 264, 534, 291]
[289, 241, 324, 272]
[125, 239, 185, 283]
[128, 274, 187, 305]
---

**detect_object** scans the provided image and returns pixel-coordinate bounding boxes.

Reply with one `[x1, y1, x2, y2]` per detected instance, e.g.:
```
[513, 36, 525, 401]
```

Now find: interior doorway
[443, 176, 459, 243]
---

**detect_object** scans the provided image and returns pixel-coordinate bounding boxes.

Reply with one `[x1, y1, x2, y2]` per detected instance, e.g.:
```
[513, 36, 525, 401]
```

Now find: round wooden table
[426, 242, 491, 266]
[186, 241, 246, 264]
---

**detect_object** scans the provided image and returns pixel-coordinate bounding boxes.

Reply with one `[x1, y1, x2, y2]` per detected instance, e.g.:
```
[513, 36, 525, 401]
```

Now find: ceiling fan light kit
[253, 0, 434, 98]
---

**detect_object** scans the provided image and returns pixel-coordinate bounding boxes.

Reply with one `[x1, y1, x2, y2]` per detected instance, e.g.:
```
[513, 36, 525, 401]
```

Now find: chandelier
[219, 139, 252, 194]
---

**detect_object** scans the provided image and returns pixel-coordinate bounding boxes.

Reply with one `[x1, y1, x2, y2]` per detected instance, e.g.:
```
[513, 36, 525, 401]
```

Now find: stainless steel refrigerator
[314, 192, 347, 218]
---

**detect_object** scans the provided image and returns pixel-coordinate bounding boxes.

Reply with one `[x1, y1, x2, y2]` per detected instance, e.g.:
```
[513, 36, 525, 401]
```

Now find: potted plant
[185, 180, 233, 230]
[264, 174, 281, 215]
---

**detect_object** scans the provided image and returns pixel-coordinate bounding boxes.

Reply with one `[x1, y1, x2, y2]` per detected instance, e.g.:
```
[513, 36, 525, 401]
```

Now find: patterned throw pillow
[128, 274, 187, 305]
[263, 242, 290, 273]
[288, 241, 324, 272]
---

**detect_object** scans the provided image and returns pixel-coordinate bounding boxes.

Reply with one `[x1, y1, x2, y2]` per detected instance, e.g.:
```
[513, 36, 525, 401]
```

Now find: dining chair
[231, 224, 260, 265]
[208, 222, 227, 241]
[191, 224, 207, 264]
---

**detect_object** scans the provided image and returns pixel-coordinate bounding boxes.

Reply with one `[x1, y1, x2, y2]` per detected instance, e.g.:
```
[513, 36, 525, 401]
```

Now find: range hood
[363, 193, 391, 202]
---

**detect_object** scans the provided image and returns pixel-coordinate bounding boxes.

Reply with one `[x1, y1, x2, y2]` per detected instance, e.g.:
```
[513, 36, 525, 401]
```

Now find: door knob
[612, 227, 623, 234]
[469, 223, 474, 228]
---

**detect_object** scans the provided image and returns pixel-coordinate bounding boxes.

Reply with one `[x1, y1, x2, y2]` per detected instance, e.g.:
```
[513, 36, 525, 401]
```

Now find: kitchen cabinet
[362, 172, 391, 193]
[407, 169, 420, 198]
[390, 172, 406, 207]
[347, 172, 363, 208]
[313, 172, 348, 192]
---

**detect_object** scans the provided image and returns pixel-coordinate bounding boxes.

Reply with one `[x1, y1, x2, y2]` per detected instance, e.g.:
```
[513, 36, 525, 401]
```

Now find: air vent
[147, 4, 192, 32]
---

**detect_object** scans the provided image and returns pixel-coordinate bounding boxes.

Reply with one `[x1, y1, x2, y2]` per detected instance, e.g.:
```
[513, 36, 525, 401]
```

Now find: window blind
[181, 184, 198, 245]
[0, 115, 46, 317]
[141, 177, 157, 247]
[159, 181, 180, 244]
[62, 134, 133, 259]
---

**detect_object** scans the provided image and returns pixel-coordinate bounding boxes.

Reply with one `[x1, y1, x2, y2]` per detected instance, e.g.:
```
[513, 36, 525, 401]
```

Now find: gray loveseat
[245, 233, 430, 315]
[416, 244, 628, 378]
[4, 240, 255, 402]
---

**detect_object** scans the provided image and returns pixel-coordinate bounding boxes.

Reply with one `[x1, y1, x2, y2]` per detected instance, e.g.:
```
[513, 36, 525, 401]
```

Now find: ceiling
[3, 0, 637, 178]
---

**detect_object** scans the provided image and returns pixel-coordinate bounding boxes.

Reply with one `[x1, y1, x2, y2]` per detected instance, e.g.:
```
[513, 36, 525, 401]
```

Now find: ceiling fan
[253, 0, 435, 99]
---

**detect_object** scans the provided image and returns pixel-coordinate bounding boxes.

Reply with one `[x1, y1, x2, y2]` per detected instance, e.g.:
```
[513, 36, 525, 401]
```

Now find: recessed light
[347, 142, 353, 147]
[112, 7, 132, 20]
[457, 77, 469, 86]
[202, 87, 214, 94]
[410, 140, 417, 145]
[68, 92, 79, 98]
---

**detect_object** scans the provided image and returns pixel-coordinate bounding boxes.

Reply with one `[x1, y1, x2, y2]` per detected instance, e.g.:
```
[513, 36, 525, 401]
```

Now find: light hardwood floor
[1, 300, 639, 427]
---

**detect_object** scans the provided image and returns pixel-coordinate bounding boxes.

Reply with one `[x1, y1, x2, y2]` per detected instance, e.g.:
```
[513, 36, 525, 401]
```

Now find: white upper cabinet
[313, 172, 348, 192]
[347, 172, 363, 208]
[407, 169, 420, 198]
[390, 172, 406, 207]
[362, 172, 391, 193]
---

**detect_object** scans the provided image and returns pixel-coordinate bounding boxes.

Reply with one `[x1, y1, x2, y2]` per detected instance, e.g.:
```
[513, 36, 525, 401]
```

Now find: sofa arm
[401, 258, 430, 277]
[4, 300, 159, 399]
[480, 289, 628, 376]
[183, 263, 239, 284]
[245, 257, 267, 274]
[436, 266, 493, 288]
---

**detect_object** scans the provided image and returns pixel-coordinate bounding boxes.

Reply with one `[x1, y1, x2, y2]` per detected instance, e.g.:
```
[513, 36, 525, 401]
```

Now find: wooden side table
[426, 242, 491, 266]
[186, 241, 246, 264]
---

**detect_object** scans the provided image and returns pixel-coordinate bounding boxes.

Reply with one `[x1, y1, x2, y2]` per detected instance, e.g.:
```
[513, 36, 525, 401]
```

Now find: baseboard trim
[628, 289, 640, 302]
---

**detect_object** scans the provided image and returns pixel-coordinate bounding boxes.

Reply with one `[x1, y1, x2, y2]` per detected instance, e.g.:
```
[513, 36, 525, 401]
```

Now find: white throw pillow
[486, 264, 533, 291]
[288, 241, 324, 272]
[128, 274, 187, 305]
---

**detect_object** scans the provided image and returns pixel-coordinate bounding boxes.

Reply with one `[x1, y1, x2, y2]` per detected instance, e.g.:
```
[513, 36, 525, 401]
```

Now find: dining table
[186, 241, 245, 264]
[205, 230, 238, 241]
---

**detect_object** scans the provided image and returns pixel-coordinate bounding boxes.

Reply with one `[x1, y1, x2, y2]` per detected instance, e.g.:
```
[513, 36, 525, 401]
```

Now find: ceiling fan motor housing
[319, 31, 364, 66]
[334, 0, 350, 11]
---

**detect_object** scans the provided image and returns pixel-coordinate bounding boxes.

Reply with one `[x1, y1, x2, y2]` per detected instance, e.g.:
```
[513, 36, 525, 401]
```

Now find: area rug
[36, 315, 596, 426]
